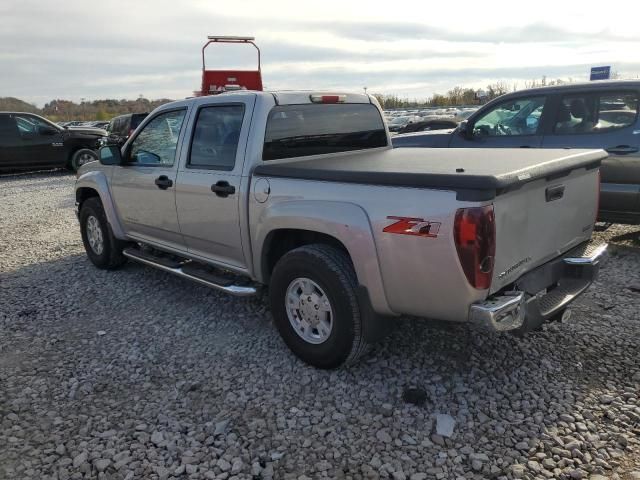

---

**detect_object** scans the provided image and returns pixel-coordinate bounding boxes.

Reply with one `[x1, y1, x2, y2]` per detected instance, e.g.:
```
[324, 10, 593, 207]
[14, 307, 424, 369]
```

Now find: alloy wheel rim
[285, 277, 333, 344]
[86, 216, 104, 255]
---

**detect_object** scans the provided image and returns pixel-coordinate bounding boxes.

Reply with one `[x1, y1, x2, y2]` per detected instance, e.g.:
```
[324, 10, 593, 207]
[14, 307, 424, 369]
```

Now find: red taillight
[309, 94, 346, 104]
[454, 206, 496, 290]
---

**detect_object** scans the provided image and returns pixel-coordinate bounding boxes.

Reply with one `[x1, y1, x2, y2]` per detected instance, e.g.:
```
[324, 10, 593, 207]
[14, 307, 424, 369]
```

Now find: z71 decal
[383, 216, 441, 238]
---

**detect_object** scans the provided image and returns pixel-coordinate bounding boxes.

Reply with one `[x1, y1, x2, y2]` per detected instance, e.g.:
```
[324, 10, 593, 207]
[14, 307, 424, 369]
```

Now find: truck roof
[492, 79, 640, 99]
[179, 90, 374, 106]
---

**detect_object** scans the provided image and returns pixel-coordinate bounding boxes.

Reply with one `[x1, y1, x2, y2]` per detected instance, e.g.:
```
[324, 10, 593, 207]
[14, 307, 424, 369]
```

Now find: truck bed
[253, 148, 606, 201]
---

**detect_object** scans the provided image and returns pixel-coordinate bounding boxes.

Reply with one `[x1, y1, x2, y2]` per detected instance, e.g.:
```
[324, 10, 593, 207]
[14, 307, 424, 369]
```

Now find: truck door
[110, 108, 188, 250]
[175, 98, 254, 269]
[449, 95, 548, 148]
[13, 114, 66, 167]
[542, 89, 640, 222]
[0, 114, 22, 169]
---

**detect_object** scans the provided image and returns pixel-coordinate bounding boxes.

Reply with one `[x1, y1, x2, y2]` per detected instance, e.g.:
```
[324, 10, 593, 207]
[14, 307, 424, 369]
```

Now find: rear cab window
[263, 103, 387, 161]
[554, 91, 639, 134]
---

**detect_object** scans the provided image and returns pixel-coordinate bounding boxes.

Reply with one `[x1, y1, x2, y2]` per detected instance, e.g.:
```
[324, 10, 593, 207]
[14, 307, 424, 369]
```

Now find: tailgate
[490, 166, 599, 293]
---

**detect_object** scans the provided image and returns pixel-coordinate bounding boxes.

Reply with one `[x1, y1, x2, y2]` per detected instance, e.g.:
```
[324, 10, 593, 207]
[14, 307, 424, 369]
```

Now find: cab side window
[14, 115, 38, 137]
[554, 91, 639, 134]
[128, 109, 186, 166]
[473, 96, 546, 137]
[13, 115, 57, 138]
[188, 105, 244, 170]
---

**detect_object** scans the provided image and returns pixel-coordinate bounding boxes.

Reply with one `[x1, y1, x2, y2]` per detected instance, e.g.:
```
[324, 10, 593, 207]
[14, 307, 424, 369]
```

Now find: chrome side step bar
[122, 248, 258, 297]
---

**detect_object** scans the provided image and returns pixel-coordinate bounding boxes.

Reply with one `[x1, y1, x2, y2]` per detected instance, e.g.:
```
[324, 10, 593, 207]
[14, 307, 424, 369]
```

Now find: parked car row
[384, 107, 478, 134]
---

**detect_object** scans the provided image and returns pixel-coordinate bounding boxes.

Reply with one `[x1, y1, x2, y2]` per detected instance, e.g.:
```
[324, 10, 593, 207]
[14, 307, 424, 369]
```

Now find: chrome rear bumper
[470, 292, 526, 331]
[470, 240, 607, 332]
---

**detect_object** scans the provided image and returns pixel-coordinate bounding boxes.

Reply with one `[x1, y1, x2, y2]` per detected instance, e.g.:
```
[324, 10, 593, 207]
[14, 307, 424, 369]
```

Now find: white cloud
[1, 0, 639, 105]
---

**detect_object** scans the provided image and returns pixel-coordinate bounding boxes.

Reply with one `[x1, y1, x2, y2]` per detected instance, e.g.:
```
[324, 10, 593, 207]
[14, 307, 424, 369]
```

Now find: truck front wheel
[79, 197, 127, 270]
[269, 244, 370, 368]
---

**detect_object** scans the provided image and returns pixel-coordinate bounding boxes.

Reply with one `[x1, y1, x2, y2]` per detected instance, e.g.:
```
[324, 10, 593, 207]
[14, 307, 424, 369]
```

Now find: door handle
[154, 175, 173, 190]
[211, 180, 236, 198]
[606, 145, 639, 155]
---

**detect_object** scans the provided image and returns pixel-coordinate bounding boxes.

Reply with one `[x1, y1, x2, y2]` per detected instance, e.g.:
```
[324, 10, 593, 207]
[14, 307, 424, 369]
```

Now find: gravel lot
[1, 171, 639, 480]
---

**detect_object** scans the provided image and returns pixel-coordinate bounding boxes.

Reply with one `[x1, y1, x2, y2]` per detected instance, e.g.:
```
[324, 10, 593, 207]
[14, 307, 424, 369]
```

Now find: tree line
[0, 73, 627, 119]
[371, 76, 583, 109]
[0, 96, 173, 121]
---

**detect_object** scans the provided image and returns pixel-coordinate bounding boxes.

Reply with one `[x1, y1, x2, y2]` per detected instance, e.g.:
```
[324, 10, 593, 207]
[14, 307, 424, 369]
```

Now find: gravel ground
[1, 171, 640, 480]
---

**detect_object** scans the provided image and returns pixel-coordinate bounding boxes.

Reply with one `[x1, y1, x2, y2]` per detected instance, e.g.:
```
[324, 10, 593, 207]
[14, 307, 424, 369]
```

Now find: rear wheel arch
[261, 229, 353, 283]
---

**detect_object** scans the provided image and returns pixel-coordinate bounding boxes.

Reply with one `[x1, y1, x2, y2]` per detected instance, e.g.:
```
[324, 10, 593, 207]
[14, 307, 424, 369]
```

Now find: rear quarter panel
[250, 177, 487, 321]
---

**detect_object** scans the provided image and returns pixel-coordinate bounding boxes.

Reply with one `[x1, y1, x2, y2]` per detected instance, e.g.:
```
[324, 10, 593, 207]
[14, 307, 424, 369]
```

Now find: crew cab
[392, 80, 640, 225]
[0, 112, 105, 172]
[75, 91, 607, 368]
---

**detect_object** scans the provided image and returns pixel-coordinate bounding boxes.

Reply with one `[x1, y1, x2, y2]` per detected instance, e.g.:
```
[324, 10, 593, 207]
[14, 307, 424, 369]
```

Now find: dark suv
[393, 80, 640, 224]
[0, 112, 105, 172]
[105, 113, 148, 146]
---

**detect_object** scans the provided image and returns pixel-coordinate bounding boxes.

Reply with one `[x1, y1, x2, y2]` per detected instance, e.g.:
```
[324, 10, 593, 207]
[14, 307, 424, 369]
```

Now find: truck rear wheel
[269, 244, 370, 368]
[79, 197, 127, 269]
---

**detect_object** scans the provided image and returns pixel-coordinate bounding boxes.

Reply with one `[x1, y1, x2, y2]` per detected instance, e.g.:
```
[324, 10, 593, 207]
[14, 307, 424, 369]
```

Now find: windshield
[15, 114, 60, 134]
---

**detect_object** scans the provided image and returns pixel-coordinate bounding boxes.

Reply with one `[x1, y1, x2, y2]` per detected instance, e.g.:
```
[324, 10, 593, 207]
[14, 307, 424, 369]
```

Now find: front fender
[253, 200, 396, 316]
[75, 170, 126, 240]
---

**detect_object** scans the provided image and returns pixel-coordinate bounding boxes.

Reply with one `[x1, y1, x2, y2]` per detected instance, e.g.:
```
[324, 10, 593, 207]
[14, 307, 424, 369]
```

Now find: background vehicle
[393, 80, 640, 224]
[88, 121, 110, 130]
[76, 91, 606, 368]
[105, 113, 148, 146]
[397, 118, 458, 134]
[0, 112, 104, 172]
[197, 35, 262, 96]
[387, 115, 420, 132]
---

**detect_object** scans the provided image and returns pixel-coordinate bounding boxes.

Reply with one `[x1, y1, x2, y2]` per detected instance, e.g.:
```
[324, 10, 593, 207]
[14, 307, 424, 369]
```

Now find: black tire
[69, 149, 98, 171]
[79, 197, 127, 269]
[269, 244, 370, 369]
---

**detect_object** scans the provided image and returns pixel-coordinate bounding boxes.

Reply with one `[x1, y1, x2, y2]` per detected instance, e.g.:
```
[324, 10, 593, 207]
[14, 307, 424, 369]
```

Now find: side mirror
[99, 145, 123, 166]
[458, 120, 472, 139]
[38, 125, 59, 136]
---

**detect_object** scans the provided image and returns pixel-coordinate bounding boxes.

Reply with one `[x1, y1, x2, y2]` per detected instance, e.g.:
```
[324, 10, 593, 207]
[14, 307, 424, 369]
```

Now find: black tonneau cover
[253, 148, 605, 200]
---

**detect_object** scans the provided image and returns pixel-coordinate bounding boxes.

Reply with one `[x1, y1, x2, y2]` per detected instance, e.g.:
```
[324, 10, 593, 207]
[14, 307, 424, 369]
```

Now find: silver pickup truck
[75, 91, 607, 368]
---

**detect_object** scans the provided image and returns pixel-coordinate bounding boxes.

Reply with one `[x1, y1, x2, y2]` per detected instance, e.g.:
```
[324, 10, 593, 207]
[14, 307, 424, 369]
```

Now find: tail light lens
[454, 206, 496, 290]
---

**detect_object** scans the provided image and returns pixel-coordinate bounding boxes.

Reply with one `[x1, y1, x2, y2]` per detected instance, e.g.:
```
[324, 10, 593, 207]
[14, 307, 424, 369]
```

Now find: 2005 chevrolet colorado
[75, 91, 607, 368]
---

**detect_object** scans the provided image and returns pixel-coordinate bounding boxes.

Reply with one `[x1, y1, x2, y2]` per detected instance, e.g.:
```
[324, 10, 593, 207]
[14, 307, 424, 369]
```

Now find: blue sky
[2, 0, 639, 105]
